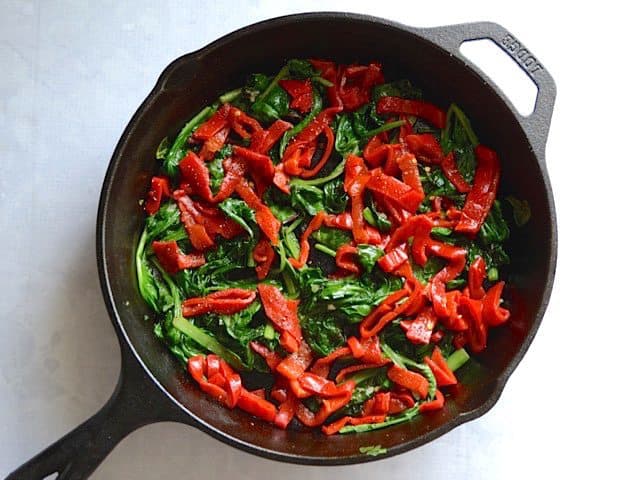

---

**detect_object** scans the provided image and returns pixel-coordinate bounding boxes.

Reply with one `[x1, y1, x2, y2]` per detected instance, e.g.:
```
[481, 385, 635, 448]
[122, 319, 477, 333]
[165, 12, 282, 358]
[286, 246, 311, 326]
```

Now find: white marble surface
[1, 1, 637, 478]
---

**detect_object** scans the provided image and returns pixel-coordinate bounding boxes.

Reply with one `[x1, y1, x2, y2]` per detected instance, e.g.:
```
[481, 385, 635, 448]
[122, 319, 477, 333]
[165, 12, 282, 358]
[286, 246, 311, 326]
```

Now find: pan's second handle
[418, 22, 556, 159]
[5, 353, 184, 480]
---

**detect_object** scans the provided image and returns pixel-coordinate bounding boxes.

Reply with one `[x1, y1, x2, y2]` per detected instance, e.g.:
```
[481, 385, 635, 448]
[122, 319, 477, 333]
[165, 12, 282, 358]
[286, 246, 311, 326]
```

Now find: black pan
[7, 12, 556, 479]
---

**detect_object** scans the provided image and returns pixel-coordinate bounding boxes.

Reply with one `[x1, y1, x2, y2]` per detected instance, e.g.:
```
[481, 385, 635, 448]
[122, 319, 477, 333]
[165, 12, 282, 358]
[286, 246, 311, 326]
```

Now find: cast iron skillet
[7, 12, 556, 479]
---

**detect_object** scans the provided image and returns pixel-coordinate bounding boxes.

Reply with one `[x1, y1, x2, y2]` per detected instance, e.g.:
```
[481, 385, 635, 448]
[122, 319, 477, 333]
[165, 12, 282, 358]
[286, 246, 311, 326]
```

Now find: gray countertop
[1, 1, 634, 479]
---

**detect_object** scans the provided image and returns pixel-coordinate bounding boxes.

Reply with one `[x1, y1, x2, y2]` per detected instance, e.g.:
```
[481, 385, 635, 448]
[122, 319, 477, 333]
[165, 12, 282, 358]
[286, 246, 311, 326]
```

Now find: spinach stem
[446, 348, 470, 372]
[314, 244, 337, 257]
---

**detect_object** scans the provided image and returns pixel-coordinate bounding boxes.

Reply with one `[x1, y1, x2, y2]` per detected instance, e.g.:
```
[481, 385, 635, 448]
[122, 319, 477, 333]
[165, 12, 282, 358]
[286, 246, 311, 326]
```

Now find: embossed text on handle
[500, 34, 544, 74]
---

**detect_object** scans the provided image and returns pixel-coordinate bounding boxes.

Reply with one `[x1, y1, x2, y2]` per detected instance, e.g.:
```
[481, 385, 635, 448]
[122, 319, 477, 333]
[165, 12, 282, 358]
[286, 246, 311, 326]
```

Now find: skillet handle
[418, 22, 556, 159]
[5, 351, 185, 480]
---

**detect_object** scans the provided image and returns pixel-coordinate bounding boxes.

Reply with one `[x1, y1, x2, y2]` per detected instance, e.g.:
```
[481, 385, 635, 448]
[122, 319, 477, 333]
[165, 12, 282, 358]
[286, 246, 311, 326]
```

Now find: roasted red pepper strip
[298, 373, 355, 398]
[441, 152, 472, 193]
[386, 214, 432, 252]
[179, 151, 215, 202]
[424, 347, 457, 386]
[348, 336, 386, 365]
[237, 388, 277, 422]
[296, 107, 342, 143]
[366, 168, 424, 213]
[182, 288, 256, 317]
[458, 295, 487, 353]
[397, 151, 424, 200]
[192, 104, 231, 142]
[258, 284, 303, 353]
[405, 133, 443, 163]
[387, 365, 429, 399]
[151, 240, 205, 274]
[363, 132, 389, 167]
[210, 157, 246, 203]
[418, 389, 445, 412]
[253, 237, 275, 280]
[335, 245, 361, 274]
[299, 126, 335, 178]
[250, 341, 281, 371]
[468, 256, 487, 299]
[377, 96, 446, 129]
[279, 78, 314, 113]
[232, 146, 275, 194]
[276, 341, 314, 380]
[188, 355, 227, 404]
[359, 288, 409, 338]
[309, 346, 351, 378]
[145, 176, 171, 215]
[400, 309, 437, 345]
[378, 245, 409, 273]
[235, 179, 281, 245]
[389, 392, 415, 414]
[289, 212, 326, 269]
[193, 199, 245, 240]
[250, 119, 292, 154]
[174, 192, 215, 251]
[344, 155, 371, 244]
[322, 414, 387, 435]
[364, 392, 391, 416]
[274, 394, 297, 429]
[324, 212, 382, 245]
[229, 106, 263, 139]
[200, 126, 231, 161]
[455, 145, 501, 235]
[295, 381, 356, 427]
[483, 281, 510, 327]
[310, 59, 342, 108]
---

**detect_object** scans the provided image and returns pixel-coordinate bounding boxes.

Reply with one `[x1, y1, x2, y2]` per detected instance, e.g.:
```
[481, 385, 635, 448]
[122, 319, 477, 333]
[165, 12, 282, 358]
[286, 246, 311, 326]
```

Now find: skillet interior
[100, 14, 555, 463]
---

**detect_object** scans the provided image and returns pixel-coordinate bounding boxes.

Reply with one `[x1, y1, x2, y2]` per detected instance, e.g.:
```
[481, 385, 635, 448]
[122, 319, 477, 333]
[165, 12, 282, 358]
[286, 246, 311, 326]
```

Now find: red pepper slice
[386, 214, 432, 252]
[441, 152, 471, 193]
[235, 179, 281, 245]
[144, 176, 171, 215]
[257, 284, 303, 353]
[309, 346, 351, 378]
[387, 364, 429, 399]
[424, 347, 457, 386]
[458, 295, 487, 353]
[178, 151, 215, 203]
[188, 355, 227, 404]
[366, 168, 424, 213]
[249, 341, 281, 371]
[289, 212, 326, 269]
[295, 107, 342, 143]
[232, 146, 275, 195]
[359, 288, 409, 338]
[322, 414, 387, 436]
[151, 240, 205, 274]
[455, 145, 501, 235]
[405, 133, 443, 163]
[273, 163, 291, 194]
[397, 151, 424, 200]
[229, 106, 263, 139]
[279, 79, 314, 113]
[299, 126, 334, 178]
[365, 392, 391, 416]
[418, 389, 445, 412]
[309, 59, 342, 108]
[376, 96, 446, 129]
[382, 143, 403, 177]
[192, 104, 231, 142]
[182, 288, 256, 317]
[253, 237, 275, 280]
[335, 245, 361, 274]
[274, 394, 297, 429]
[468, 256, 486, 299]
[174, 192, 215, 251]
[483, 281, 510, 327]
[295, 381, 356, 427]
[200, 126, 231, 161]
[400, 309, 437, 345]
[378, 245, 409, 273]
[344, 155, 371, 244]
[389, 392, 415, 414]
[335, 363, 384, 383]
[276, 341, 314, 380]
[250, 119, 292, 154]
[210, 157, 247, 203]
[298, 373, 354, 398]
[363, 132, 389, 167]
[348, 336, 386, 364]
[324, 212, 382, 245]
[236, 388, 277, 423]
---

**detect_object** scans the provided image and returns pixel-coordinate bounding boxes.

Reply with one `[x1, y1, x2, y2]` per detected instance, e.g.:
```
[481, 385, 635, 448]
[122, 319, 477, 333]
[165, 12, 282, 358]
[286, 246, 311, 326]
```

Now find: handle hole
[460, 39, 538, 116]
[43, 474, 59, 480]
